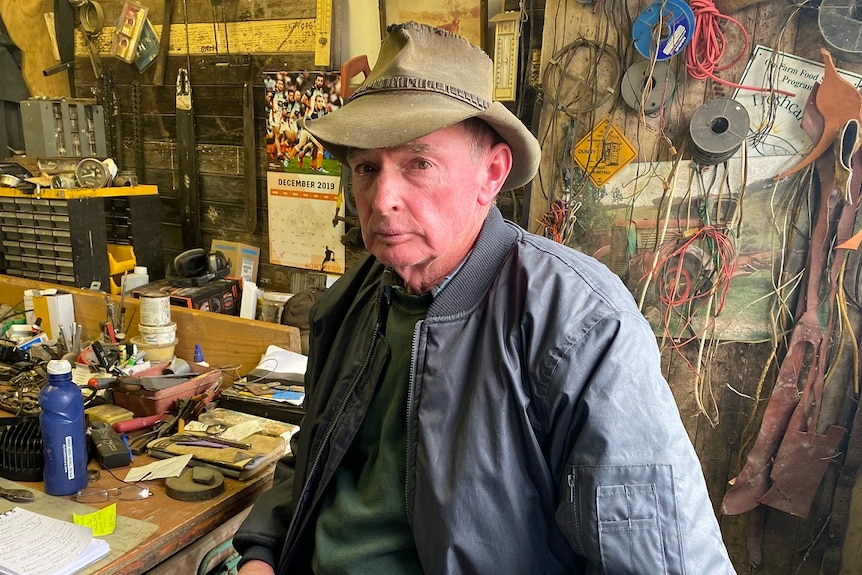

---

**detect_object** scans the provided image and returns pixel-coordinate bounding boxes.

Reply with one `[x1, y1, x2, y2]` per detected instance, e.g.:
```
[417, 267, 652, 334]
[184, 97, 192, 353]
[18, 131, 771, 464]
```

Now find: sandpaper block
[165, 468, 225, 501]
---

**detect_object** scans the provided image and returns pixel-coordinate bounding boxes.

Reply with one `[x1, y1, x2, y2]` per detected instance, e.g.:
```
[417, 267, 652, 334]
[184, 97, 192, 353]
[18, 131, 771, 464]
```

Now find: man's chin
[372, 247, 428, 271]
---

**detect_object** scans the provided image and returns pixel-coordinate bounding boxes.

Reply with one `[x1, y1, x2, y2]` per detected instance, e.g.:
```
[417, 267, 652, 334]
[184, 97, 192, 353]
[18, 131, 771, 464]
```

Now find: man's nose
[370, 166, 404, 212]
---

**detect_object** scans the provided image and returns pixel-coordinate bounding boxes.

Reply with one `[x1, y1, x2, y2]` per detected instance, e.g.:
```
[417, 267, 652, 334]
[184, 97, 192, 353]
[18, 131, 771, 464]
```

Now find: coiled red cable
[685, 0, 795, 97]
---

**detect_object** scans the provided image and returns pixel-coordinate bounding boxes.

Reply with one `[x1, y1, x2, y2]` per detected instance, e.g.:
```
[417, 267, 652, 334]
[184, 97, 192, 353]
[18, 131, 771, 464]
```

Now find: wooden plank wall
[534, 1, 862, 574]
[1, 0, 345, 294]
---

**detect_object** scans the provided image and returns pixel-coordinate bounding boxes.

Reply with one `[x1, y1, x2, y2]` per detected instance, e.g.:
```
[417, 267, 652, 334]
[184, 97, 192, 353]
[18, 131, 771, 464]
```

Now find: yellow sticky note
[73, 503, 117, 536]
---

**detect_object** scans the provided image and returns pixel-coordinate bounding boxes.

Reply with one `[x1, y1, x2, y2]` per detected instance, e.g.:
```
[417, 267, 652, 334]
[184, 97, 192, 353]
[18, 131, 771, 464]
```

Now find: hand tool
[113, 413, 170, 433]
[153, 0, 177, 86]
[177, 0, 201, 249]
[243, 77, 257, 233]
[0, 488, 34, 503]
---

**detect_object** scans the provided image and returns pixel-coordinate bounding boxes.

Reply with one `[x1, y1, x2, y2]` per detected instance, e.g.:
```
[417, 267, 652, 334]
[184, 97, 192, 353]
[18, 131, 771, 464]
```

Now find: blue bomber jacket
[233, 207, 736, 574]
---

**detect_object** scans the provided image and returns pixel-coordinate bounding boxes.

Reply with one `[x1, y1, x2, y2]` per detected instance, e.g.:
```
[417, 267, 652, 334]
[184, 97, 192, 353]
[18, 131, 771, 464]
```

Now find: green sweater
[312, 287, 429, 574]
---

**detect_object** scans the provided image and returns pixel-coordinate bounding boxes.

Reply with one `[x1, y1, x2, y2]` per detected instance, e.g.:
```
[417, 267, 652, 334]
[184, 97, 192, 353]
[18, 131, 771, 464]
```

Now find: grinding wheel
[165, 468, 225, 501]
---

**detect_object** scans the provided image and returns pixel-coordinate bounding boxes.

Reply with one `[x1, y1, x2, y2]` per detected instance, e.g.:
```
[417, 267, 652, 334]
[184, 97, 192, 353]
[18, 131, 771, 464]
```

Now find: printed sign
[734, 45, 862, 157]
[572, 118, 637, 187]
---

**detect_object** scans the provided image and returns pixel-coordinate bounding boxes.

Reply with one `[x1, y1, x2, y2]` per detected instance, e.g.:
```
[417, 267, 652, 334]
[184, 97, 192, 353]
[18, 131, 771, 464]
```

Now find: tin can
[139, 292, 171, 326]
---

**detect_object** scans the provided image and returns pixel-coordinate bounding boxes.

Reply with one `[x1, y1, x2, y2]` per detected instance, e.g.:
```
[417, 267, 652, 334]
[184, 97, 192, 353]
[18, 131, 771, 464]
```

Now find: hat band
[350, 76, 490, 111]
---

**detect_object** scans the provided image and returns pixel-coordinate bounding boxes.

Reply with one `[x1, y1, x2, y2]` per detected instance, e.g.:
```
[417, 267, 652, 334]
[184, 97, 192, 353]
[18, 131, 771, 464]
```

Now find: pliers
[0, 488, 34, 503]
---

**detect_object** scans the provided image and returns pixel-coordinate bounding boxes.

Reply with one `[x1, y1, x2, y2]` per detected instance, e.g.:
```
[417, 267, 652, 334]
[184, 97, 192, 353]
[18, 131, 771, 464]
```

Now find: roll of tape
[621, 60, 677, 114]
[819, 0, 862, 63]
[632, 0, 695, 61]
[689, 98, 750, 165]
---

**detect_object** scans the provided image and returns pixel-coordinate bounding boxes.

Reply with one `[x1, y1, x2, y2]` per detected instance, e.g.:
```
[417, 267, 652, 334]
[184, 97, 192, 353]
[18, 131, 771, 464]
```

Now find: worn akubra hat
[306, 21, 541, 191]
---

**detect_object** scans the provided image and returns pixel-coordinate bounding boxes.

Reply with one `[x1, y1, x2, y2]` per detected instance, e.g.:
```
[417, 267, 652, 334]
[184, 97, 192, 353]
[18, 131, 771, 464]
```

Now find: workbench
[0, 274, 301, 370]
[0, 274, 299, 572]
[2, 454, 274, 574]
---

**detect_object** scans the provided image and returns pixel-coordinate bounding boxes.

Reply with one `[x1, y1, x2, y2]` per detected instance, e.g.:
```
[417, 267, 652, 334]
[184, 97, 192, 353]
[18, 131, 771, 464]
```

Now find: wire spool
[621, 60, 677, 114]
[819, 0, 862, 63]
[632, 0, 696, 61]
[689, 98, 750, 165]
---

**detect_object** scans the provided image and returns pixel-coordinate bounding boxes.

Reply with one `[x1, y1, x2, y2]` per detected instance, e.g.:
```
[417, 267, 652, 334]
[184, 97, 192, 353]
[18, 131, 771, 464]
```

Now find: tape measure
[632, 0, 695, 61]
[314, 0, 332, 67]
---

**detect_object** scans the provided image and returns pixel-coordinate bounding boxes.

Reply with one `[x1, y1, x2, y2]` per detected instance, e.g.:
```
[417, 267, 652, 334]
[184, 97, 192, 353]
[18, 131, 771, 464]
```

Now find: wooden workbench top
[7, 456, 275, 575]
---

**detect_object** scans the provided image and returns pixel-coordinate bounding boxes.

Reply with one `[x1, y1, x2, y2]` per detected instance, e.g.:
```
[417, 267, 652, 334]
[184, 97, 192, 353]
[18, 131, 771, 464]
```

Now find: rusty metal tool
[243, 78, 257, 232]
[154, 0, 177, 86]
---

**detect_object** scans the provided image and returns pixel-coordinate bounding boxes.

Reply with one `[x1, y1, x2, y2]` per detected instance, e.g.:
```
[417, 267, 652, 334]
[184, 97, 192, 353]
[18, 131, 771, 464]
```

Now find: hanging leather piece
[774, 48, 862, 181]
[723, 48, 862, 520]
[757, 170, 851, 519]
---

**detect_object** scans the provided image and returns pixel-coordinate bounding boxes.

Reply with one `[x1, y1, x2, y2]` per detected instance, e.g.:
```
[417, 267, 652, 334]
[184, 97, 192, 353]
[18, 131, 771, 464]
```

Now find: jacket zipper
[404, 319, 423, 524]
[283, 315, 383, 551]
[568, 473, 583, 552]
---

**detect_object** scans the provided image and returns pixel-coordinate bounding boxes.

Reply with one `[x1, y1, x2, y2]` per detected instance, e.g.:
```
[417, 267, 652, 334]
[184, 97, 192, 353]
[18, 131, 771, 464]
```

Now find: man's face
[315, 76, 324, 88]
[347, 123, 510, 292]
[276, 79, 284, 91]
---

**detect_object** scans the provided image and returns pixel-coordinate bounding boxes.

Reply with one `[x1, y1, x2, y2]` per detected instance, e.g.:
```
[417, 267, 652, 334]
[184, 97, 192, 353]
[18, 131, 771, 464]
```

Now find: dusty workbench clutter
[0, 273, 303, 572]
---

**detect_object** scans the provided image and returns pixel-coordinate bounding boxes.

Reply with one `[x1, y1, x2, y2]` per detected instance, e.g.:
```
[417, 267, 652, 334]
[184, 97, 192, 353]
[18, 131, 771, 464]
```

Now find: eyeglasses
[74, 484, 152, 503]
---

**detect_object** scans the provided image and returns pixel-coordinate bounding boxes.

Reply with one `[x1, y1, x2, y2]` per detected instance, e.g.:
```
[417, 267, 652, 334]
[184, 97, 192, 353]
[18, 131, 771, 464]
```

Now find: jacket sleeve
[232, 443, 297, 569]
[550, 310, 736, 574]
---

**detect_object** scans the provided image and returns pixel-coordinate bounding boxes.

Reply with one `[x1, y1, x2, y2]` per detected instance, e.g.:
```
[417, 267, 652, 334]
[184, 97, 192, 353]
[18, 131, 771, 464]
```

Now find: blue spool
[632, 0, 696, 61]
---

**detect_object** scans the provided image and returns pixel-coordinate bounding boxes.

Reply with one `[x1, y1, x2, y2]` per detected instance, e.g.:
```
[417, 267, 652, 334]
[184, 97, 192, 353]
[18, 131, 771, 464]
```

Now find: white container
[139, 292, 171, 326]
[129, 335, 177, 362]
[259, 291, 292, 323]
[123, 266, 149, 293]
[138, 321, 177, 345]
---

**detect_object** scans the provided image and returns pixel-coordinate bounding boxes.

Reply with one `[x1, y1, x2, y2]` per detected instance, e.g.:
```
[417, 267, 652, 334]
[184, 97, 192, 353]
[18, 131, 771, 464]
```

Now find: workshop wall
[534, 1, 862, 573]
[2, 0, 364, 293]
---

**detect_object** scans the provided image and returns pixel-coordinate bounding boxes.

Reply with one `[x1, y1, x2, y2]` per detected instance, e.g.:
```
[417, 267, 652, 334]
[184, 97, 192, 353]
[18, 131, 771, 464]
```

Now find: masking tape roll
[689, 98, 750, 165]
[621, 60, 677, 114]
[632, 0, 695, 61]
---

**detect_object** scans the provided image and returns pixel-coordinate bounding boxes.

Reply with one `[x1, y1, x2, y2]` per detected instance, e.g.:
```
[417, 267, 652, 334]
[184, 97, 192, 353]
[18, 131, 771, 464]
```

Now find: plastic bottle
[39, 359, 89, 496]
[193, 344, 209, 367]
[123, 266, 150, 293]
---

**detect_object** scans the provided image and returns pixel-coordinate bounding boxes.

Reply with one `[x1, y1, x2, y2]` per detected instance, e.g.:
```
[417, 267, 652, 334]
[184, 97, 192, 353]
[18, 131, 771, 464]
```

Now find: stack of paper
[0, 507, 109, 575]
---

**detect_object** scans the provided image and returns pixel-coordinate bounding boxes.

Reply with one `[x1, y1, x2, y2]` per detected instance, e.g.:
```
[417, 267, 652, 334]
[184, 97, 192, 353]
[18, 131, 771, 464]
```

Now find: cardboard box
[210, 240, 260, 282]
[132, 278, 242, 315]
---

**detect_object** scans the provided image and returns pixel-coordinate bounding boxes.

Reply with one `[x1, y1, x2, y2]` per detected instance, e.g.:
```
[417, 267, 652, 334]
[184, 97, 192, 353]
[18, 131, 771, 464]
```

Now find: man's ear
[479, 142, 513, 205]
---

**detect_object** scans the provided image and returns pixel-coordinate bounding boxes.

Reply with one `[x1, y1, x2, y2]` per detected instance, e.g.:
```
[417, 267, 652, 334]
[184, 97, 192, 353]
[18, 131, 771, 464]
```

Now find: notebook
[0, 507, 109, 575]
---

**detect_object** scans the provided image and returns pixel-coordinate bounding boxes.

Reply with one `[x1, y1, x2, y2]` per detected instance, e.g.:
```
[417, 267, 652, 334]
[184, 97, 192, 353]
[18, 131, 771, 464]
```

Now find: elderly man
[234, 21, 735, 575]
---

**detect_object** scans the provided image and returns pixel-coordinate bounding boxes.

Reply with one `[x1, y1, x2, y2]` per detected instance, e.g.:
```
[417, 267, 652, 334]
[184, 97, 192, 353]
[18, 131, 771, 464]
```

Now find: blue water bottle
[39, 359, 88, 496]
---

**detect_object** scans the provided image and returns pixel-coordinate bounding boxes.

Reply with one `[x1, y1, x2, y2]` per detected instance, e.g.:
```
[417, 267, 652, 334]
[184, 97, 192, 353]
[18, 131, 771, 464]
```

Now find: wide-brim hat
[306, 21, 541, 191]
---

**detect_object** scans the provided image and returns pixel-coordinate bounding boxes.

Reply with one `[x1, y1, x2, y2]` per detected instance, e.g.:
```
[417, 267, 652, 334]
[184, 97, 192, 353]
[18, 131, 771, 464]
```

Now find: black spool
[689, 98, 750, 165]
[819, 0, 862, 63]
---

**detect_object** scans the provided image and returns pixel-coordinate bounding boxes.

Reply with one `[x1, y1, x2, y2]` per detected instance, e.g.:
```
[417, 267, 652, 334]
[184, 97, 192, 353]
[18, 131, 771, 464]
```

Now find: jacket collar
[425, 206, 521, 318]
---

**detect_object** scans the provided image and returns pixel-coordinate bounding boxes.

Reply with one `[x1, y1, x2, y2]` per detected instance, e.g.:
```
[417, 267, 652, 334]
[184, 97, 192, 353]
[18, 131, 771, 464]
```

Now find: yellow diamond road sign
[572, 118, 637, 187]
